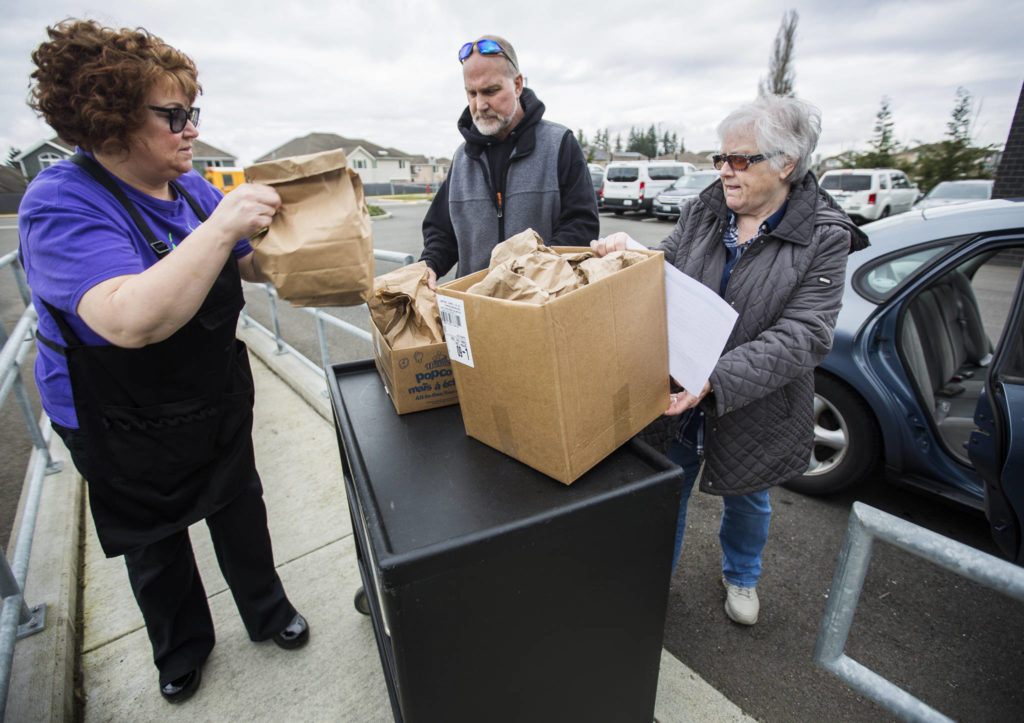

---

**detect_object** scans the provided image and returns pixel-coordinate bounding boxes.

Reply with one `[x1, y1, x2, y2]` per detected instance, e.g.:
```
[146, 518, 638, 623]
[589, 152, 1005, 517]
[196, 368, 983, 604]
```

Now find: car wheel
[614, 210, 624, 216]
[783, 373, 879, 495]
[879, 206, 891, 219]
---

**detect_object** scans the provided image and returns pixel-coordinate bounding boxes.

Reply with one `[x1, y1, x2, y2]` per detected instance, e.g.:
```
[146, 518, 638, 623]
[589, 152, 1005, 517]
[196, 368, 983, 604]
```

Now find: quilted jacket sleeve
[708, 223, 851, 417]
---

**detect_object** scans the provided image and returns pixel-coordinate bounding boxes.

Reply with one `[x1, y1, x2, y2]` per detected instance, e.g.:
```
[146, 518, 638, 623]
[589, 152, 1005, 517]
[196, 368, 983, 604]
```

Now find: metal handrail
[0, 251, 60, 719]
[814, 502, 1024, 722]
[240, 249, 415, 375]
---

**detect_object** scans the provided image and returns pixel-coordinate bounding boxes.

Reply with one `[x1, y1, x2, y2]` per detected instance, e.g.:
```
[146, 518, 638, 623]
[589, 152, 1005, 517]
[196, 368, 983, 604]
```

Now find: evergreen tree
[626, 126, 640, 153]
[645, 125, 659, 158]
[914, 87, 995, 193]
[847, 97, 904, 170]
[614, 133, 622, 153]
[660, 130, 676, 156]
[758, 9, 798, 97]
[6, 147, 20, 169]
[867, 96, 898, 166]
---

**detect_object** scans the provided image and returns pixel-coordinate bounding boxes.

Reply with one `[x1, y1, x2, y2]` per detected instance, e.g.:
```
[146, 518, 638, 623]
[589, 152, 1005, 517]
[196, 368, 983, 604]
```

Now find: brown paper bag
[244, 148, 373, 306]
[469, 228, 584, 301]
[577, 250, 648, 284]
[368, 262, 445, 348]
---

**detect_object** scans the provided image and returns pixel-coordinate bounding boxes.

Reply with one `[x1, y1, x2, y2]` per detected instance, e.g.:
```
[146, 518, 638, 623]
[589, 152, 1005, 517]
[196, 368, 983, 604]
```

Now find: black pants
[126, 471, 296, 684]
[55, 424, 296, 685]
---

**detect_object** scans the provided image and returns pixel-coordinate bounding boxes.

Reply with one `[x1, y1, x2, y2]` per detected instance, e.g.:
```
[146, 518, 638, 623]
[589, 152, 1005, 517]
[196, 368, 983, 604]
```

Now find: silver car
[652, 171, 720, 221]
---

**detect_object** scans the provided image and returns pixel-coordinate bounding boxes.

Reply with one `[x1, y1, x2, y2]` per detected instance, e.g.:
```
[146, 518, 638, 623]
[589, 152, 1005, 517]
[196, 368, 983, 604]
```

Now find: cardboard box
[372, 325, 458, 414]
[436, 247, 668, 484]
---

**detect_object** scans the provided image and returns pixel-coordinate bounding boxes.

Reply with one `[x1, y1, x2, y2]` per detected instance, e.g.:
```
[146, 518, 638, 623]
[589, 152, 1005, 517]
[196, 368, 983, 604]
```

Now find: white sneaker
[722, 576, 759, 625]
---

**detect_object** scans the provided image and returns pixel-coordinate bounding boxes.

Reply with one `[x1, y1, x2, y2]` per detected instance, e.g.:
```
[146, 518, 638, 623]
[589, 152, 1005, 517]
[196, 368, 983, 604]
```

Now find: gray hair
[473, 34, 519, 78]
[717, 95, 822, 183]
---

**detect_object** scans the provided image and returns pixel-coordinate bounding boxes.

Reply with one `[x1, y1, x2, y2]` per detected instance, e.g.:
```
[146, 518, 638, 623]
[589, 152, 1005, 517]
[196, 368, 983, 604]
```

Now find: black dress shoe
[160, 668, 201, 703]
[273, 613, 309, 650]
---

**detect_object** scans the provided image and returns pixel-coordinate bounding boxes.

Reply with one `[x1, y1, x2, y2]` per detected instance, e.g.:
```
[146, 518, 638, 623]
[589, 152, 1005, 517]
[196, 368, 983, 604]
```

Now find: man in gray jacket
[420, 35, 598, 288]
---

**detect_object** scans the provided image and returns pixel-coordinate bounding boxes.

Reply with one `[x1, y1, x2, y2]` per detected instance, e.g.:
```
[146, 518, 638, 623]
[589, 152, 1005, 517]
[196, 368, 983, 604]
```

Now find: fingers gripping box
[436, 247, 669, 484]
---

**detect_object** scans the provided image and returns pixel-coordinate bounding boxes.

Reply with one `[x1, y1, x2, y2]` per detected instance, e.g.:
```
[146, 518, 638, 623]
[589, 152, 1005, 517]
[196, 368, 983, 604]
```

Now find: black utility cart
[327, 359, 683, 723]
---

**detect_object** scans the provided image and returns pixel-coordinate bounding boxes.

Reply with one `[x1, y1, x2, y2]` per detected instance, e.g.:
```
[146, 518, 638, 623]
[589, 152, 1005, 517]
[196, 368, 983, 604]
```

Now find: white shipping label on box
[437, 295, 474, 367]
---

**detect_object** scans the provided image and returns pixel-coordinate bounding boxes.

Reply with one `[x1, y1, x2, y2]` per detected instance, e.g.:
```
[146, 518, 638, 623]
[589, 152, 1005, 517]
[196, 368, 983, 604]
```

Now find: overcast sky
[2, 0, 1022, 167]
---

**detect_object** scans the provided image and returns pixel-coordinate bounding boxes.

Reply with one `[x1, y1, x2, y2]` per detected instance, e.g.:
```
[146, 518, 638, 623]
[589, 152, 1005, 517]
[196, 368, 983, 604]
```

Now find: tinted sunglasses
[712, 152, 778, 171]
[458, 39, 518, 70]
[148, 105, 200, 134]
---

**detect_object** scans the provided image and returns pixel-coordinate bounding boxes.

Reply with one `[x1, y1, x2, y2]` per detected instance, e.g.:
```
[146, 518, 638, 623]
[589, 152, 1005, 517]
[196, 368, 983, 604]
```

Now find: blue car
[784, 199, 1024, 563]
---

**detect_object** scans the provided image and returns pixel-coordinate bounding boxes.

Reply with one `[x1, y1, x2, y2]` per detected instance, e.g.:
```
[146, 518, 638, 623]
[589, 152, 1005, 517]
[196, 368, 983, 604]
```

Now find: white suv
[819, 168, 918, 224]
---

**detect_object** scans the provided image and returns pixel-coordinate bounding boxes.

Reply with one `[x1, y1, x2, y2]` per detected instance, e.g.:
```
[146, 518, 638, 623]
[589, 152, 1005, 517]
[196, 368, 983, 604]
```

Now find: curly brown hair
[28, 19, 201, 154]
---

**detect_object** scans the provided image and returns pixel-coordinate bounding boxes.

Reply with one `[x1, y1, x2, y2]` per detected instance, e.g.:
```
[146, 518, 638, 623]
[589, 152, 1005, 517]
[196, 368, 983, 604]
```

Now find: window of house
[399, 160, 406, 169]
[38, 152, 63, 169]
[353, 159, 367, 169]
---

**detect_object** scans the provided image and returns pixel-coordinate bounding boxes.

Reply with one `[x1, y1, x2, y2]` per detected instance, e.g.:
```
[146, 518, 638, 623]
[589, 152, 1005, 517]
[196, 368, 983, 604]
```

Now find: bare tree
[758, 10, 798, 97]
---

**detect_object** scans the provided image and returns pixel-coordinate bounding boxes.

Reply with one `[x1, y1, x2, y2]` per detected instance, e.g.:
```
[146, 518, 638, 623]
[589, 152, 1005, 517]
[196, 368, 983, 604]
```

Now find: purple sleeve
[20, 187, 147, 317]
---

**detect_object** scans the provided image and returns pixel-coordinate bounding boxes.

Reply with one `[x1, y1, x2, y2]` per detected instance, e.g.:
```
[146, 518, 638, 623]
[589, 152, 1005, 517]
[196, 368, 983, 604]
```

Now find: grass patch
[367, 193, 436, 202]
[368, 204, 386, 216]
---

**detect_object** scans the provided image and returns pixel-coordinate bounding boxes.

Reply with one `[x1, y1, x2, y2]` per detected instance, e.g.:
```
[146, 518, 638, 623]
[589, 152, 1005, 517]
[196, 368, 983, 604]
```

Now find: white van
[602, 160, 696, 215]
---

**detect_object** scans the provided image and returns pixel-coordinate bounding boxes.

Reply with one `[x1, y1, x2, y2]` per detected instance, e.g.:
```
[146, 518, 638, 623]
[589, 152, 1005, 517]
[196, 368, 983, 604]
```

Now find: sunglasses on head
[712, 152, 778, 171]
[148, 105, 200, 134]
[458, 39, 518, 70]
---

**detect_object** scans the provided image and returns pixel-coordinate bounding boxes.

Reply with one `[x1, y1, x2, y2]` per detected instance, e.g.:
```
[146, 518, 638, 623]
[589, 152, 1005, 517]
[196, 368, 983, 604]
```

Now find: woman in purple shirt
[20, 19, 308, 703]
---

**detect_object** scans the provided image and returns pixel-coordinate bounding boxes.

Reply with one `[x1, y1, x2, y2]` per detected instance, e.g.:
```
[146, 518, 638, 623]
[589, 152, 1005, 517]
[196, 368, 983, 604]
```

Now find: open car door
[969, 265, 1024, 564]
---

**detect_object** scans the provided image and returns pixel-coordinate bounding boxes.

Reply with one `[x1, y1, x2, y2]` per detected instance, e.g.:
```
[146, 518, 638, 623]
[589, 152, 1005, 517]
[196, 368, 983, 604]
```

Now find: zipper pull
[496, 191, 504, 218]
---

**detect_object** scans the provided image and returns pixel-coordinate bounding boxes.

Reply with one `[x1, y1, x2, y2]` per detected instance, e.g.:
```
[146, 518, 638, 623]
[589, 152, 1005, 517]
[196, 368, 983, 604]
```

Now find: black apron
[38, 154, 256, 557]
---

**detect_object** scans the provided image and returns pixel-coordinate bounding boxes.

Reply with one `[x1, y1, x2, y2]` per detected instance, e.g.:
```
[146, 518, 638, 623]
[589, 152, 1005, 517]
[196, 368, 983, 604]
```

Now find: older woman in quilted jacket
[591, 95, 867, 626]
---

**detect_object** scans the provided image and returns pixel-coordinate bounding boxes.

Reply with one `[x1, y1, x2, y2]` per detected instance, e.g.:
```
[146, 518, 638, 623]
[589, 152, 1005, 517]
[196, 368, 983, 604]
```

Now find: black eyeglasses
[148, 105, 200, 133]
[458, 39, 518, 70]
[712, 152, 778, 171]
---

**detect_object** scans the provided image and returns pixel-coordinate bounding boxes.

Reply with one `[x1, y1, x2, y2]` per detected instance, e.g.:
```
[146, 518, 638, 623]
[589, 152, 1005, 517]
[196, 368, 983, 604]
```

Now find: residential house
[15, 136, 237, 178]
[584, 147, 612, 165]
[0, 165, 29, 214]
[256, 132, 415, 185]
[15, 137, 74, 179]
[410, 155, 449, 186]
[188, 139, 238, 173]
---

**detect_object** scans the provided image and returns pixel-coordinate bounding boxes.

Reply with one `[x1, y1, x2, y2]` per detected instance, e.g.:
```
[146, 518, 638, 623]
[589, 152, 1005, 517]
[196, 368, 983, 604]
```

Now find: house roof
[14, 136, 75, 161]
[191, 139, 235, 160]
[681, 150, 717, 165]
[13, 136, 234, 163]
[0, 165, 28, 193]
[255, 132, 414, 163]
[409, 155, 451, 166]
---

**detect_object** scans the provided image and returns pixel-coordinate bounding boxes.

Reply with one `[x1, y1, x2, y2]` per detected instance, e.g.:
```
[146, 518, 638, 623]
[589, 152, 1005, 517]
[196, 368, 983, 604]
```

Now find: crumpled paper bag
[469, 229, 579, 303]
[368, 262, 445, 348]
[467, 229, 646, 302]
[578, 250, 647, 284]
[244, 148, 374, 307]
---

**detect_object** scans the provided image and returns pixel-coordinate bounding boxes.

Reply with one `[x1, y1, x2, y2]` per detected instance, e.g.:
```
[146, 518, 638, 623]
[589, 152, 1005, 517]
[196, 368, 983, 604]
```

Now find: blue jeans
[667, 441, 772, 587]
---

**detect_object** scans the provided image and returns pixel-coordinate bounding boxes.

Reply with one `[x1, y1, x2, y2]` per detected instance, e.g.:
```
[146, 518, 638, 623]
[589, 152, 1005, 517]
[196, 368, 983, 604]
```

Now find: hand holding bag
[245, 148, 374, 306]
